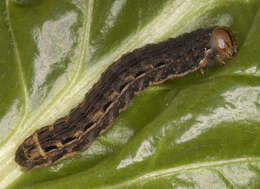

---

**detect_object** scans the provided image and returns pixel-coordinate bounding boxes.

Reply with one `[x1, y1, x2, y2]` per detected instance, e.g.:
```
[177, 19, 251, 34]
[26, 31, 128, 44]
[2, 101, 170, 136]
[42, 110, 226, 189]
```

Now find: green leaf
[1, 0, 260, 188]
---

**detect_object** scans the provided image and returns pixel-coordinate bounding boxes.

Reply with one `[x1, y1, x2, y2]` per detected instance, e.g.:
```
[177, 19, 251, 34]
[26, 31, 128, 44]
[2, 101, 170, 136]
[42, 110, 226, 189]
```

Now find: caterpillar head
[211, 27, 238, 59]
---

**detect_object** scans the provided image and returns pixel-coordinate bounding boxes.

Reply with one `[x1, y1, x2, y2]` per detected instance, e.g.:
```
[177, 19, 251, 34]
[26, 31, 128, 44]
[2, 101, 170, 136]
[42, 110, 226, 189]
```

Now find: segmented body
[15, 27, 238, 170]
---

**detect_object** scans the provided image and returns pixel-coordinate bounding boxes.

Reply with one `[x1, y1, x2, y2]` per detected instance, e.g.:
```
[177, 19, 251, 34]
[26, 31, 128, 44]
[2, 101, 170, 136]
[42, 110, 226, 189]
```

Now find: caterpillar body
[15, 27, 238, 170]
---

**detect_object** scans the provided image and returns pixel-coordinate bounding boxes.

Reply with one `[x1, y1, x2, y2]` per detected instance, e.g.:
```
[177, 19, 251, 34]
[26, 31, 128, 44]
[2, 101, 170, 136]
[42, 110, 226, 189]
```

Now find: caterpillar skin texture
[15, 27, 238, 170]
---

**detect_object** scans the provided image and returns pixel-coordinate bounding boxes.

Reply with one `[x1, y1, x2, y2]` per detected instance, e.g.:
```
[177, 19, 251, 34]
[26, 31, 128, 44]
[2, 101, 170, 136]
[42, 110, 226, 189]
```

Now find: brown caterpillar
[15, 27, 238, 170]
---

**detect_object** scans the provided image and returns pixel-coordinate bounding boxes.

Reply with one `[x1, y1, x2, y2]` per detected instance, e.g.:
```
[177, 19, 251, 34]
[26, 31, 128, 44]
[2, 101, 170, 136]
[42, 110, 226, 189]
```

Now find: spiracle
[15, 26, 238, 171]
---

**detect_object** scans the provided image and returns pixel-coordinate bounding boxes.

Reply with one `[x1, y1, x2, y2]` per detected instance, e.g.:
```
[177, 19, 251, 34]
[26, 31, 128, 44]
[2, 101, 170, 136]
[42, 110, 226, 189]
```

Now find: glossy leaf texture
[1, 0, 260, 188]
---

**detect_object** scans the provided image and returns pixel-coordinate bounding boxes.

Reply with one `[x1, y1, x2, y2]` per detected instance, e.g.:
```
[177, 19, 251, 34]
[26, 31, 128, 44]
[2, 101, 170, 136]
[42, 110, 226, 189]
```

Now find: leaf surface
[0, 0, 260, 188]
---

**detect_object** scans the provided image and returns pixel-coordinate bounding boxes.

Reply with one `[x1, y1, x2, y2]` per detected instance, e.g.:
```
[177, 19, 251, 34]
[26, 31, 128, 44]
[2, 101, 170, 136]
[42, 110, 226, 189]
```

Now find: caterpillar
[15, 27, 238, 170]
